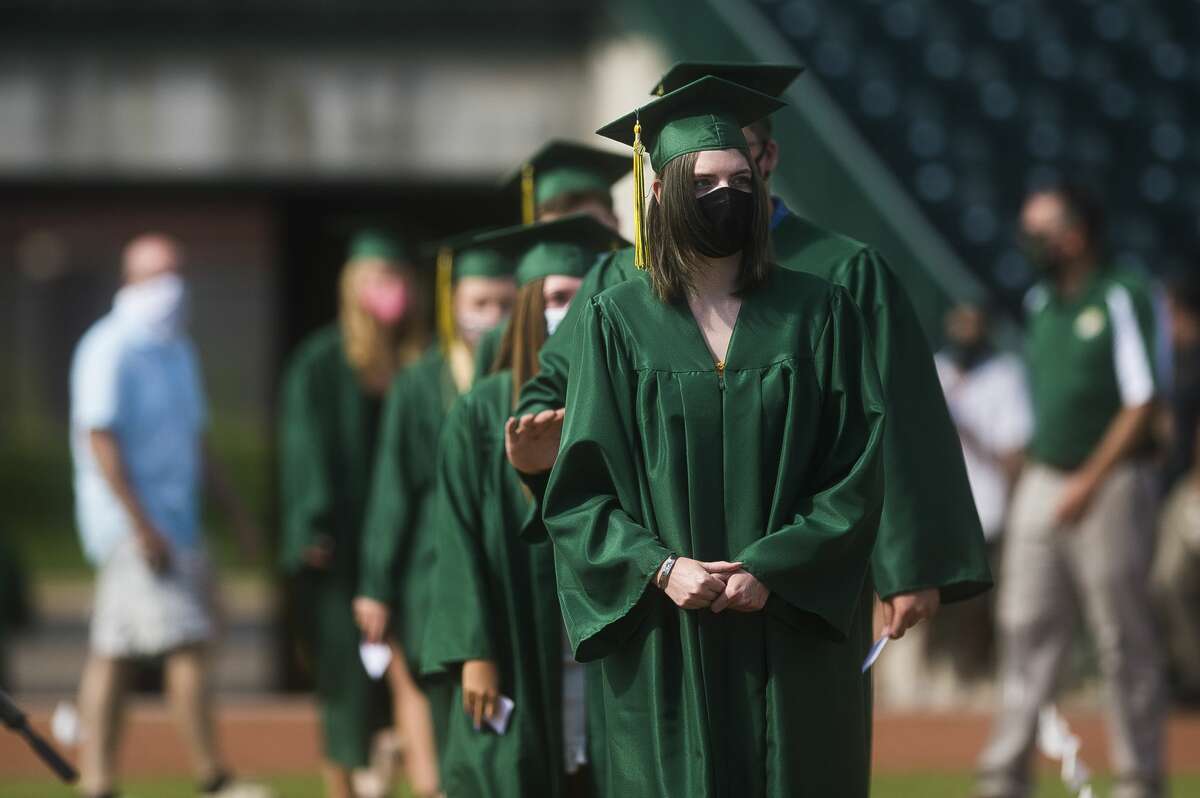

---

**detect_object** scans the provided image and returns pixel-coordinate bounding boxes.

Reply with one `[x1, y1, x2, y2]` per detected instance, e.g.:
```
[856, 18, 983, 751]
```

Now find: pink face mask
[358, 274, 409, 325]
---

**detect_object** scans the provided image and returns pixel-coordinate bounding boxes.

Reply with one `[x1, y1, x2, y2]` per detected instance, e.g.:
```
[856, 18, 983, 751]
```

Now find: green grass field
[1, 775, 1198, 797]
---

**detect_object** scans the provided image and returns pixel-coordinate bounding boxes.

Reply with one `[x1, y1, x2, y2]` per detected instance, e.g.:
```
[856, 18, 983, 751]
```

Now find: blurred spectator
[1150, 270, 1200, 704]
[1162, 271, 1200, 490]
[935, 304, 1032, 544]
[876, 303, 1031, 709]
[278, 231, 427, 798]
[977, 186, 1166, 798]
[69, 233, 265, 798]
[924, 304, 1031, 694]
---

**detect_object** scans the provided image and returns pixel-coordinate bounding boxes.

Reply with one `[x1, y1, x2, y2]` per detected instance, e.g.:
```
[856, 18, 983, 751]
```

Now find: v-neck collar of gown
[673, 283, 754, 373]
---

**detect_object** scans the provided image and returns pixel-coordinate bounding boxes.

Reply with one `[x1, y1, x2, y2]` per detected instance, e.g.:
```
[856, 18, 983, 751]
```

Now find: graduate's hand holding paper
[661, 558, 740, 609]
[710, 570, 770, 613]
[353, 596, 390, 644]
[504, 408, 565, 474]
[462, 659, 501, 731]
[880, 588, 940, 639]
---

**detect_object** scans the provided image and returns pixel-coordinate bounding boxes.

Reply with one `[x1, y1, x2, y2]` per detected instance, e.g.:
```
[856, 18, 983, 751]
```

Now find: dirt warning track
[1, 699, 1197, 778]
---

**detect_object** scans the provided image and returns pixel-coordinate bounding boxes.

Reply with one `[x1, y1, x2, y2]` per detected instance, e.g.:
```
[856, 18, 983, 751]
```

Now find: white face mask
[113, 273, 189, 340]
[457, 312, 506, 348]
[544, 306, 569, 336]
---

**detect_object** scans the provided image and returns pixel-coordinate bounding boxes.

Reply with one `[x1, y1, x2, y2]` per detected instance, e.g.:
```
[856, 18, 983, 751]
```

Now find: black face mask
[1020, 232, 1065, 274]
[693, 187, 754, 258]
[946, 339, 993, 372]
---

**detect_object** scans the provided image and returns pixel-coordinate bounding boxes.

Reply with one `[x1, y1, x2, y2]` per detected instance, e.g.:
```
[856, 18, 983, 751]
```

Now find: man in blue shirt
[70, 233, 262, 798]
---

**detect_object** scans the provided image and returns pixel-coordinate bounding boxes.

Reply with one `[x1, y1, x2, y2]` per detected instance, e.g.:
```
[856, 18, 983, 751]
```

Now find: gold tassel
[520, 163, 536, 225]
[632, 118, 648, 270]
[436, 246, 455, 352]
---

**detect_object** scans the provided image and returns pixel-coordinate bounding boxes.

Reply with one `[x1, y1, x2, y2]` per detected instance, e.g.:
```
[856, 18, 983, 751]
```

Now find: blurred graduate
[471, 141, 629, 379]
[354, 231, 517, 797]
[278, 231, 426, 798]
[422, 215, 625, 798]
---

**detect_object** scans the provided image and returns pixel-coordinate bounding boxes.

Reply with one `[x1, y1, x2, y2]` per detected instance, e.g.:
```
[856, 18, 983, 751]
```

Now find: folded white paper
[359, 641, 392, 680]
[483, 695, 515, 735]
[860, 634, 890, 673]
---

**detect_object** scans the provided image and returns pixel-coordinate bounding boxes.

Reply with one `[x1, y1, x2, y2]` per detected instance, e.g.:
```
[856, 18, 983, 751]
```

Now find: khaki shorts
[90, 534, 216, 658]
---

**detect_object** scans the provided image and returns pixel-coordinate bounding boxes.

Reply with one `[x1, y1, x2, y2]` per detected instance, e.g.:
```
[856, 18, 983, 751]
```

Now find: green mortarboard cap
[454, 247, 513, 280]
[474, 214, 629, 287]
[504, 140, 631, 217]
[348, 229, 406, 263]
[596, 76, 785, 172]
[426, 228, 516, 281]
[651, 62, 805, 97]
[427, 226, 516, 348]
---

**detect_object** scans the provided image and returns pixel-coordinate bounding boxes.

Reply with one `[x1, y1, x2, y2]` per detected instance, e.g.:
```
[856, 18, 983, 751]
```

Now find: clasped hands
[658, 557, 769, 613]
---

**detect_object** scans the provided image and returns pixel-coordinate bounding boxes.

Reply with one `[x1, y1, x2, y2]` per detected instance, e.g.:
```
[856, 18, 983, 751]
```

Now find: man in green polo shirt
[977, 185, 1167, 798]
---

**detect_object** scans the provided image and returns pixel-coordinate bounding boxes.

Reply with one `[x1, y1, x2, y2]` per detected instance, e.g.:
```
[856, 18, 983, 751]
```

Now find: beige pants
[977, 462, 1167, 798]
[1150, 477, 1200, 695]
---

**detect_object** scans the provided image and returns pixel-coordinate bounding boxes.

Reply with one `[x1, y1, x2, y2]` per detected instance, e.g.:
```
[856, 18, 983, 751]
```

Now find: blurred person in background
[422, 216, 623, 798]
[881, 303, 1031, 707]
[279, 231, 426, 798]
[1150, 269, 1200, 704]
[353, 234, 516, 798]
[69, 233, 265, 798]
[977, 186, 1166, 798]
[1160, 271, 1200, 490]
[930, 303, 1030, 695]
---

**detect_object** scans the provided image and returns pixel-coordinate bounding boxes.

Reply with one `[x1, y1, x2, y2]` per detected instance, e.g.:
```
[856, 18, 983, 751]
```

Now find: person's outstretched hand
[504, 409, 565, 475]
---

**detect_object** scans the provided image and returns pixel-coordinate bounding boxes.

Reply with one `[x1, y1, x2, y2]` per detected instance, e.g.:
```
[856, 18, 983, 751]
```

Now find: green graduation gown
[422, 370, 579, 798]
[518, 211, 991, 603]
[279, 325, 389, 768]
[543, 268, 885, 796]
[358, 343, 465, 753]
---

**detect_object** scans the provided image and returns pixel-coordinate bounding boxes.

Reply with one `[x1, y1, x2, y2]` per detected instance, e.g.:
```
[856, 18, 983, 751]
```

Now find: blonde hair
[339, 259, 427, 393]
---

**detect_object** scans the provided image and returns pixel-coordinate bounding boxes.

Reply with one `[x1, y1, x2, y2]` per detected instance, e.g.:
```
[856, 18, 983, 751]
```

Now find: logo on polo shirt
[1074, 306, 1106, 339]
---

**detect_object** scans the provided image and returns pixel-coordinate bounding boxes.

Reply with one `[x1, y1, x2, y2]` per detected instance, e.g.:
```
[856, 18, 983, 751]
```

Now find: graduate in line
[422, 215, 626, 798]
[509, 61, 991, 643]
[279, 231, 426, 798]
[354, 233, 517, 797]
[542, 76, 886, 795]
[472, 141, 630, 380]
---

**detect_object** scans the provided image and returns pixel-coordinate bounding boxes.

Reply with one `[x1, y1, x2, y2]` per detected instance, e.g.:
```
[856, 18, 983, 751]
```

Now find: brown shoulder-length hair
[645, 149, 773, 303]
[491, 278, 548, 406]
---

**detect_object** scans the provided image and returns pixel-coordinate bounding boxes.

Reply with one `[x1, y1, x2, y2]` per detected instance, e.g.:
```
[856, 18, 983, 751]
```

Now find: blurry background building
[1, 0, 1197, 699]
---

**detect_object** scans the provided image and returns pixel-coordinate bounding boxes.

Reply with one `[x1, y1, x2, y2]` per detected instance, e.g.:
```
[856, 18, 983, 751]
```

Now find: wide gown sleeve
[737, 289, 887, 640]
[839, 249, 991, 602]
[543, 299, 672, 662]
[278, 354, 333, 575]
[421, 394, 495, 673]
[357, 373, 413, 604]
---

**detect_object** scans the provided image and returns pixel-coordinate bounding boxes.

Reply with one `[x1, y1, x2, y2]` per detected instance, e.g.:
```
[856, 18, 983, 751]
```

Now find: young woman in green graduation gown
[422, 215, 624, 798]
[542, 78, 887, 796]
[279, 232, 426, 798]
[353, 239, 517, 797]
